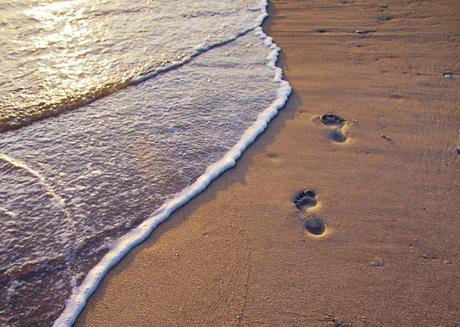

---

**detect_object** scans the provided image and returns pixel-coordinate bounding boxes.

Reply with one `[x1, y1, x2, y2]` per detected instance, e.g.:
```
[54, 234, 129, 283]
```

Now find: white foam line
[129, 2, 268, 86]
[54, 1, 291, 326]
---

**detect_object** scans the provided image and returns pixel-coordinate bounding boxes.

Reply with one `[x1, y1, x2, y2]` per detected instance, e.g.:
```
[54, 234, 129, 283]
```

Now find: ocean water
[0, 0, 266, 131]
[0, 0, 290, 326]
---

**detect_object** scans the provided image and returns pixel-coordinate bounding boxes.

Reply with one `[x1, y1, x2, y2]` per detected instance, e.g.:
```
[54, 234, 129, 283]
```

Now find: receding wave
[0, 0, 264, 132]
[1, 80, 124, 132]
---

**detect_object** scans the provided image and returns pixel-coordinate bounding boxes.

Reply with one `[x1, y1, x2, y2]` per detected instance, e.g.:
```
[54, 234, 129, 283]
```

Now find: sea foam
[54, 7, 290, 327]
[0, 1, 291, 326]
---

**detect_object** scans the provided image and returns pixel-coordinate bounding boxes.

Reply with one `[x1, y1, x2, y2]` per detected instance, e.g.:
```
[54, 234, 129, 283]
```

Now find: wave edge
[53, 1, 291, 326]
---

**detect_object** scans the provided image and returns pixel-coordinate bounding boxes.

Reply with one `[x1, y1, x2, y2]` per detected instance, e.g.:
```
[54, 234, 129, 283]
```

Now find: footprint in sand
[293, 188, 326, 236]
[318, 113, 348, 143]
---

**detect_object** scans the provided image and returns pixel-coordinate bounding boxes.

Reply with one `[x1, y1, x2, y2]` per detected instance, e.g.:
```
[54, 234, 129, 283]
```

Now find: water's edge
[54, 2, 292, 326]
[0, 2, 262, 134]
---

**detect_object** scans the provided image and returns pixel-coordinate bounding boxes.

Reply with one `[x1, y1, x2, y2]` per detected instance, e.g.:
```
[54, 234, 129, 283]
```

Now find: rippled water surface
[0, 0, 288, 326]
[0, 0, 262, 131]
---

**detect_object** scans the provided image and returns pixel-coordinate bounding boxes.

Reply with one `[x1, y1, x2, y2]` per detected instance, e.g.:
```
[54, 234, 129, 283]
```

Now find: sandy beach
[76, 0, 460, 326]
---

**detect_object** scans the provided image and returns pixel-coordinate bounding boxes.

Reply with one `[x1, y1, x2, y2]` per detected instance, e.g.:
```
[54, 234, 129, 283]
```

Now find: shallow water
[0, 0, 262, 131]
[0, 1, 289, 326]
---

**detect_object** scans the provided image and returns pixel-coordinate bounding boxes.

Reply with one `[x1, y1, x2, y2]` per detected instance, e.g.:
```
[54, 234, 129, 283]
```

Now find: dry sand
[76, 0, 460, 326]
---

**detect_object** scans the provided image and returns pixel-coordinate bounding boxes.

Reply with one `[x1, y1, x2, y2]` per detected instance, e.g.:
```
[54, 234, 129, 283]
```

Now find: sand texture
[76, 0, 460, 326]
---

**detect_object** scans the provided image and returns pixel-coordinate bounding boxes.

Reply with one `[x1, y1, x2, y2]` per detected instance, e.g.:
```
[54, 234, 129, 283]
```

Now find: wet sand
[76, 0, 460, 326]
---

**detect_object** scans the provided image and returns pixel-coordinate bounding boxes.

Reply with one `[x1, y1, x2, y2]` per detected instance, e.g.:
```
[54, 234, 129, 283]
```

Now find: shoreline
[76, 0, 460, 326]
[55, 22, 291, 326]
